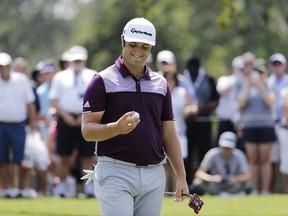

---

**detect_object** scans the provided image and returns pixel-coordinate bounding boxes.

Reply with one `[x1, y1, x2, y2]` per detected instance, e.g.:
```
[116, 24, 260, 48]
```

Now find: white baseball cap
[219, 131, 237, 149]
[68, 45, 88, 62]
[122, 17, 156, 46]
[0, 52, 12, 66]
[156, 50, 176, 65]
[231, 56, 244, 69]
[40, 63, 57, 74]
[269, 53, 287, 65]
[61, 50, 71, 61]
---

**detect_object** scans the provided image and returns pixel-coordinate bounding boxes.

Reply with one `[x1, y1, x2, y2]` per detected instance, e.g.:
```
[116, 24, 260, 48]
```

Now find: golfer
[81, 17, 189, 215]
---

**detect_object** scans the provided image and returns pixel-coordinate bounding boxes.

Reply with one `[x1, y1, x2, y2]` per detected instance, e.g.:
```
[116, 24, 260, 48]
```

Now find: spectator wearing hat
[49, 45, 97, 198]
[267, 53, 288, 193]
[59, 49, 70, 71]
[162, 71, 198, 194]
[156, 50, 177, 73]
[191, 132, 251, 196]
[156, 50, 197, 101]
[36, 59, 57, 141]
[238, 63, 276, 195]
[156, 50, 198, 193]
[0, 52, 37, 198]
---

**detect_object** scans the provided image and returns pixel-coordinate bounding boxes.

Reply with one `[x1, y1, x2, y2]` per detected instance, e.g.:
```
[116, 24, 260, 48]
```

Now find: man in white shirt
[49, 46, 97, 198]
[0, 52, 37, 198]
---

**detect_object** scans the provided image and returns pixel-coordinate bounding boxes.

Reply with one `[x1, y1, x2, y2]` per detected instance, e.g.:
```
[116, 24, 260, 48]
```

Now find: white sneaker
[4, 188, 16, 198]
[84, 182, 94, 198]
[21, 188, 38, 198]
[66, 176, 76, 198]
[53, 181, 67, 197]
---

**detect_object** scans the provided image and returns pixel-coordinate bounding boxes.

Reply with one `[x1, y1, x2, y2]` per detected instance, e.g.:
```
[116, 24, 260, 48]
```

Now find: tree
[2, 0, 288, 78]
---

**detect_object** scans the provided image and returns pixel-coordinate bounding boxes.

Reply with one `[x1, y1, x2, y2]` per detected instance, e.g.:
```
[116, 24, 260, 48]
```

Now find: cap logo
[130, 28, 152, 37]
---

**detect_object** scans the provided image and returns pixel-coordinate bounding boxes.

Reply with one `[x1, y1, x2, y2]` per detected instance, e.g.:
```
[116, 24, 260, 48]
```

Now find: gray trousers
[93, 158, 166, 216]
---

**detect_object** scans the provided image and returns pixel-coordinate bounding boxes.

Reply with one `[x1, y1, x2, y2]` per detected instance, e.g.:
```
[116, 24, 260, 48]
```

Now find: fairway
[0, 194, 287, 216]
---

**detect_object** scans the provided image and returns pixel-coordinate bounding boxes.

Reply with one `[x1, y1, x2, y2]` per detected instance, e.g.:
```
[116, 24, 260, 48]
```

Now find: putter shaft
[164, 192, 191, 197]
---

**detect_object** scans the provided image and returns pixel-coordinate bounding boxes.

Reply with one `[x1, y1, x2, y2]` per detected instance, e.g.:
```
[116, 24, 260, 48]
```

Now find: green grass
[0, 194, 287, 215]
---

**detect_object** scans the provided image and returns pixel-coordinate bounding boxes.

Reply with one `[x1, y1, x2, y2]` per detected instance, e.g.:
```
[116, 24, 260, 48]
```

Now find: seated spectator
[191, 132, 251, 196]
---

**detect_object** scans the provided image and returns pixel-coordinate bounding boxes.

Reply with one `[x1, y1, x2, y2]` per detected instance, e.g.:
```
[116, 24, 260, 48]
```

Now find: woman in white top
[163, 71, 198, 192]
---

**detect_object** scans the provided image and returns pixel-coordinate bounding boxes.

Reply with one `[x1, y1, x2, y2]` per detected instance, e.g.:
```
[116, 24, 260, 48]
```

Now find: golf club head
[188, 193, 204, 214]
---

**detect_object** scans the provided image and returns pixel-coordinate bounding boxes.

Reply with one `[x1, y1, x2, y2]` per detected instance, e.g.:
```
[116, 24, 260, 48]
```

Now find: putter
[164, 192, 204, 214]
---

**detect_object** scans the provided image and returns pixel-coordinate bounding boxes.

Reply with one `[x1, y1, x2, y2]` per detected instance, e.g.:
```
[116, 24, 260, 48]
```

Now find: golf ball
[132, 112, 140, 119]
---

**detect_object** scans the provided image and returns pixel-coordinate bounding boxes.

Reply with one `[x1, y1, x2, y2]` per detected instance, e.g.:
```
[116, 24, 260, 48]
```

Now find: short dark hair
[187, 56, 201, 71]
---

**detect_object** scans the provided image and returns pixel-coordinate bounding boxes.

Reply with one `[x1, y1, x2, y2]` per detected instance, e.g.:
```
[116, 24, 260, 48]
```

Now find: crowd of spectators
[0, 47, 287, 198]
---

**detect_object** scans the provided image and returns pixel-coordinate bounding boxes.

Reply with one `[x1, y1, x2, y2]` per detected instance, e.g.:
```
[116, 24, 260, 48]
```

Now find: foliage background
[1, 0, 288, 78]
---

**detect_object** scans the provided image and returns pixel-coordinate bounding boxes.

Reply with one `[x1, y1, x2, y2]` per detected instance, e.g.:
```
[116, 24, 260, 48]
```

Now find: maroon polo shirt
[83, 56, 174, 166]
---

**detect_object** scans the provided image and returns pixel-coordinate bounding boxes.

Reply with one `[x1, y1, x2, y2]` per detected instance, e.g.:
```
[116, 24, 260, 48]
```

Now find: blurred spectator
[277, 87, 288, 193]
[267, 53, 288, 193]
[156, 50, 177, 74]
[13, 57, 46, 198]
[0, 52, 37, 198]
[163, 71, 198, 192]
[59, 49, 70, 70]
[215, 56, 245, 151]
[192, 132, 251, 196]
[36, 59, 57, 141]
[238, 64, 276, 195]
[12, 56, 46, 198]
[49, 45, 97, 198]
[156, 50, 197, 101]
[12, 57, 41, 116]
[156, 50, 198, 191]
[12, 57, 29, 75]
[183, 56, 219, 184]
[31, 67, 45, 88]
[242, 52, 256, 77]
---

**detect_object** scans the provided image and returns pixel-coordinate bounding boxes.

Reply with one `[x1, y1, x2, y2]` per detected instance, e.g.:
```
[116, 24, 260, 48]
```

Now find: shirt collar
[115, 56, 151, 80]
